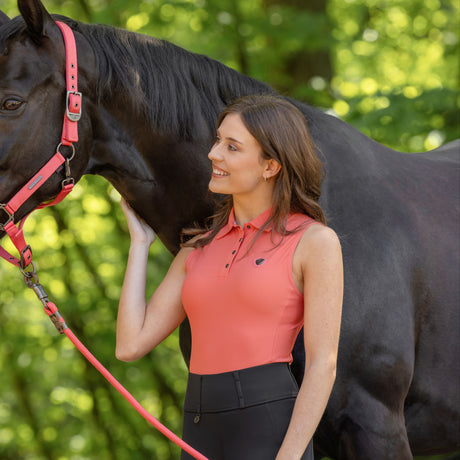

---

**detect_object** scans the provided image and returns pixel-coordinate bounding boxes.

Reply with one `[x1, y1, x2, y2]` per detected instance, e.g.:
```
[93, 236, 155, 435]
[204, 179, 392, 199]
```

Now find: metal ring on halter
[62, 177, 75, 187]
[0, 204, 14, 231]
[20, 261, 39, 285]
[56, 142, 76, 162]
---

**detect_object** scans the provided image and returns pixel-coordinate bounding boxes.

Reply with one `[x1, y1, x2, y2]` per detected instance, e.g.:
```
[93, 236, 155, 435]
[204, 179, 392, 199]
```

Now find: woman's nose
[208, 144, 222, 161]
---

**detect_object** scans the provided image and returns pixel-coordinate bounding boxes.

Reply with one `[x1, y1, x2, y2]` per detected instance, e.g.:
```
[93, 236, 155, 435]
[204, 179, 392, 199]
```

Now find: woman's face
[208, 113, 269, 197]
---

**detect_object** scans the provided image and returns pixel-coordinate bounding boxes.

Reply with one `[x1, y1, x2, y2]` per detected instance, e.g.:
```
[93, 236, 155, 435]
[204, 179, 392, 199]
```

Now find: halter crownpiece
[0, 21, 80, 268]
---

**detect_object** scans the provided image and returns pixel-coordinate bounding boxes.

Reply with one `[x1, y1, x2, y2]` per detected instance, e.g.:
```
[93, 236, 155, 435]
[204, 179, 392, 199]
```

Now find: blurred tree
[0, 0, 458, 459]
[328, 0, 459, 151]
[262, 0, 334, 106]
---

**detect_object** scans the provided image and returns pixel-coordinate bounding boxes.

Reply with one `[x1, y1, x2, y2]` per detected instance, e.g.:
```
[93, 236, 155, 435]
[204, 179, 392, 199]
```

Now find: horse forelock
[77, 22, 274, 140]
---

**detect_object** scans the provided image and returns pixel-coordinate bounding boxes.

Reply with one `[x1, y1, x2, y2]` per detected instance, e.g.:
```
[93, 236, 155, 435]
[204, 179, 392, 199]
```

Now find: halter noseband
[0, 21, 81, 269]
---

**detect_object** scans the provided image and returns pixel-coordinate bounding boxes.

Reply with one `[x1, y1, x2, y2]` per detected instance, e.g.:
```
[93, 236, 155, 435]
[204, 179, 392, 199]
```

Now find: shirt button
[225, 264, 229, 268]
[246, 225, 251, 229]
[239, 238, 243, 242]
[232, 250, 236, 254]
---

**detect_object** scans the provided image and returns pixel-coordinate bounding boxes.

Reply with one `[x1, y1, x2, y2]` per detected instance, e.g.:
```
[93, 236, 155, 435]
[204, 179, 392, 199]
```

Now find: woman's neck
[233, 193, 273, 227]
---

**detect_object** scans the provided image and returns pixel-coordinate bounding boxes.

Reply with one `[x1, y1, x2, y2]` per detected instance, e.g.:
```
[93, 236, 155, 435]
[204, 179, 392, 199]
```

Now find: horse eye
[1, 99, 24, 111]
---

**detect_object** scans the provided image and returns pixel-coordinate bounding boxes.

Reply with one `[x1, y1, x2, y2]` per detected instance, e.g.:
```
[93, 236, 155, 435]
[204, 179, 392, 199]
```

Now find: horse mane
[0, 16, 25, 53]
[1, 13, 274, 139]
[72, 19, 275, 140]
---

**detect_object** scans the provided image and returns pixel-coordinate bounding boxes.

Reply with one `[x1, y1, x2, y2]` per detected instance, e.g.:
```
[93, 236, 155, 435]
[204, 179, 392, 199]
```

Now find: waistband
[184, 362, 299, 414]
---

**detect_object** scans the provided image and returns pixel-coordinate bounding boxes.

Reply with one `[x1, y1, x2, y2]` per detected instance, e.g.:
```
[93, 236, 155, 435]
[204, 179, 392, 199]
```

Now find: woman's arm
[276, 225, 343, 460]
[115, 199, 190, 362]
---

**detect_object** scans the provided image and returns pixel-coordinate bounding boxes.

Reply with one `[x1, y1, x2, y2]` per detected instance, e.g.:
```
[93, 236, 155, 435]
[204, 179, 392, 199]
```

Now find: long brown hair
[182, 95, 326, 248]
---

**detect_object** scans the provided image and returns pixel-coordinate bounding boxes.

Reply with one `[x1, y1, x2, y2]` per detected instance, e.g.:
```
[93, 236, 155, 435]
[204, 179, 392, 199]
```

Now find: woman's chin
[208, 179, 228, 194]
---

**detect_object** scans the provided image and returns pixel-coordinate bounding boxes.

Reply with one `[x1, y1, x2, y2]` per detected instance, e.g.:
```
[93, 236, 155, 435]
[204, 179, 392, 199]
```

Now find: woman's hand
[120, 197, 156, 246]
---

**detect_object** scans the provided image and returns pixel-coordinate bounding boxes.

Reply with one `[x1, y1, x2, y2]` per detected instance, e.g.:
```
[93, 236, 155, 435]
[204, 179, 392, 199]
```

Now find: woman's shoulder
[294, 222, 342, 265]
[301, 223, 340, 246]
[291, 222, 342, 291]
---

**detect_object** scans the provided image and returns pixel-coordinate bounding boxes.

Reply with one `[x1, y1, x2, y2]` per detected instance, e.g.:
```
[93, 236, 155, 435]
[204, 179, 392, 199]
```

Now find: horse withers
[0, 0, 459, 458]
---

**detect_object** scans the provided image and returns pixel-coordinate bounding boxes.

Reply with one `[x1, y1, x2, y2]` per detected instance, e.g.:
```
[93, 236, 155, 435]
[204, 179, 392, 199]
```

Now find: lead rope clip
[21, 264, 68, 334]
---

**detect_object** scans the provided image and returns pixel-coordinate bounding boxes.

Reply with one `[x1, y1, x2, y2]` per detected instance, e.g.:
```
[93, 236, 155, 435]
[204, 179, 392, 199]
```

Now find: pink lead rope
[0, 20, 208, 460]
[26, 273, 208, 460]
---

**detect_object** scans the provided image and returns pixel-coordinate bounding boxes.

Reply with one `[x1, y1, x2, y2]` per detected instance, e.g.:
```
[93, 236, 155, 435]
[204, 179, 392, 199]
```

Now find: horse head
[0, 0, 97, 241]
[1, 0, 217, 254]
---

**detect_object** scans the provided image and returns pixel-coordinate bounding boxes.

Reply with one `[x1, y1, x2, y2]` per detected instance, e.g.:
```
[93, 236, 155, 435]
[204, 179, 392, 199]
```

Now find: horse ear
[0, 11, 10, 26]
[18, 0, 56, 44]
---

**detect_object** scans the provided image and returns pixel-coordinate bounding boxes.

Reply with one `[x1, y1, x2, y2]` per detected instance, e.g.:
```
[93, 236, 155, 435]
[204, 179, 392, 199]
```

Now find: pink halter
[0, 21, 80, 268]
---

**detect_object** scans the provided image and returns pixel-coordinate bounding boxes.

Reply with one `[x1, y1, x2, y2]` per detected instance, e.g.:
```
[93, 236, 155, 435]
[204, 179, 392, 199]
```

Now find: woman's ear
[265, 159, 282, 180]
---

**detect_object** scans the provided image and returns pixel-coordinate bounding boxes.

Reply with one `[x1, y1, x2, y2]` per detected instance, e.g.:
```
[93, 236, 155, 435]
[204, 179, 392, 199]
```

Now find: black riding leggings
[181, 363, 314, 460]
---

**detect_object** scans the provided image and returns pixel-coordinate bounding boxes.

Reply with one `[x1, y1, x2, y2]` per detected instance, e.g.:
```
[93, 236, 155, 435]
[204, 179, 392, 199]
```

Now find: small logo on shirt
[254, 258, 266, 266]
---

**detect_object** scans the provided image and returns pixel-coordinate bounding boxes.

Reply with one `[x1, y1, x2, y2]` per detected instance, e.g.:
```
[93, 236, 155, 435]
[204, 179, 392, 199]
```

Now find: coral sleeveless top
[181, 207, 318, 375]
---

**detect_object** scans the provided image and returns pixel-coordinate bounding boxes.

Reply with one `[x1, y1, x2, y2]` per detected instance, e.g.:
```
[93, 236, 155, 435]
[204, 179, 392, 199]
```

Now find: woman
[116, 95, 343, 460]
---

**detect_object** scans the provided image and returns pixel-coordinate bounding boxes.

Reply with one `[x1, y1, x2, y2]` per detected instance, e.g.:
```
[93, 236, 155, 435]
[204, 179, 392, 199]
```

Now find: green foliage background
[0, 0, 458, 459]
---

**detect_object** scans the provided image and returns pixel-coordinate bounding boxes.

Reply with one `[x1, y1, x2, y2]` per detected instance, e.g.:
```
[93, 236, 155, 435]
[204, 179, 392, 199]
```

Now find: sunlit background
[0, 0, 458, 459]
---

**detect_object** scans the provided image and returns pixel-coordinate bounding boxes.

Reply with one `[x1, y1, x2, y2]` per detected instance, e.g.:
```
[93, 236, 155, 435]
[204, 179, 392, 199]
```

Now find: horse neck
[85, 102, 214, 254]
[78, 26, 220, 251]
[81, 23, 274, 251]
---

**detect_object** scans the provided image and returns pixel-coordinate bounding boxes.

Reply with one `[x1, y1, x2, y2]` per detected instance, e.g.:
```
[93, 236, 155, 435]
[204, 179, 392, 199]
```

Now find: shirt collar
[216, 207, 273, 239]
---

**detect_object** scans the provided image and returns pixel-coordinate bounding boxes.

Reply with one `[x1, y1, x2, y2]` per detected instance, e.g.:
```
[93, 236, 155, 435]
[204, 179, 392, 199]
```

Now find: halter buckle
[0, 204, 14, 231]
[66, 90, 82, 122]
[20, 244, 33, 269]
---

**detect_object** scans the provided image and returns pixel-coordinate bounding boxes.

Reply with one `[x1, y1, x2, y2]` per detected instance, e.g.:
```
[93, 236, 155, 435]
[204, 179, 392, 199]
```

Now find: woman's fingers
[120, 198, 156, 245]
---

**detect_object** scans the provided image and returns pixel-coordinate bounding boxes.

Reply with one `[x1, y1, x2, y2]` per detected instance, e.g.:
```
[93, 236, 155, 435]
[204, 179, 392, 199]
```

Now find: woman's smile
[212, 164, 230, 177]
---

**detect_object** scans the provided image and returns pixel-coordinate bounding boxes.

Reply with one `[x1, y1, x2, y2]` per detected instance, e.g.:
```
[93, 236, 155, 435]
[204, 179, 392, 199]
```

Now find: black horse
[1, 1, 459, 458]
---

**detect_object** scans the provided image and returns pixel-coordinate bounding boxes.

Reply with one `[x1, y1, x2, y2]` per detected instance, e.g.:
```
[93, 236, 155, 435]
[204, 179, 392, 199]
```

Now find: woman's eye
[1, 99, 24, 111]
[228, 144, 237, 151]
